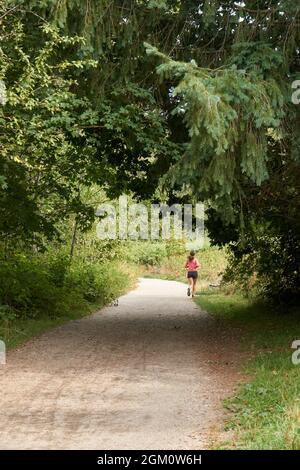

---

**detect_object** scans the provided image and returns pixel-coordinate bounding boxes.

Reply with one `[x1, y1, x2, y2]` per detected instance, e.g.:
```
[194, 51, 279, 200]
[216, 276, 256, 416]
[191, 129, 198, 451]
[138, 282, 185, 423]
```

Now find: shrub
[0, 256, 71, 318]
[0, 251, 134, 323]
[223, 230, 300, 303]
[65, 260, 131, 303]
[125, 241, 167, 266]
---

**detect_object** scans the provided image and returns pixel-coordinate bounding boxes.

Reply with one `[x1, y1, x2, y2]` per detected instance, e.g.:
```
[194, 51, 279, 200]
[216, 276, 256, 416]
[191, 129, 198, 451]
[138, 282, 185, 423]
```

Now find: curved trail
[0, 278, 242, 449]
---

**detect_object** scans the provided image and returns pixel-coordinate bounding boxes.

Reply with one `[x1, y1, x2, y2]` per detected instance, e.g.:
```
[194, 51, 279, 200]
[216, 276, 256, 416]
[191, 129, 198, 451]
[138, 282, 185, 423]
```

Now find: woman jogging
[185, 250, 200, 298]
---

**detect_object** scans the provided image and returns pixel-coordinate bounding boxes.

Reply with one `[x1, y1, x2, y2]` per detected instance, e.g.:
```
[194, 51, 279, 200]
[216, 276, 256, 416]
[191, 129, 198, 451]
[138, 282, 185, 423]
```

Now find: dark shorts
[187, 271, 198, 279]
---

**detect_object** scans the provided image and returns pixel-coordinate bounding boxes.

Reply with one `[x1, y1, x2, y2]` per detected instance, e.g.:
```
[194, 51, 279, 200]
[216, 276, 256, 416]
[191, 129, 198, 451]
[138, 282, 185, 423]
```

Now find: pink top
[185, 258, 200, 271]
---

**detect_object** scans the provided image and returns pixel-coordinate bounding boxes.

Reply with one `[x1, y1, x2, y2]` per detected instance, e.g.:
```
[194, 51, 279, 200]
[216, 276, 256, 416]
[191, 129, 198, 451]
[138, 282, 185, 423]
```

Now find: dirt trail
[0, 278, 244, 450]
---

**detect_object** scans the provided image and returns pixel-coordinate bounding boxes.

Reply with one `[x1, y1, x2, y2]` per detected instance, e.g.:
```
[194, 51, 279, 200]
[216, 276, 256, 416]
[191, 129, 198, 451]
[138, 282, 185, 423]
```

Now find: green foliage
[224, 228, 300, 303]
[145, 42, 284, 220]
[0, 254, 71, 318]
[0, 6, 98, 244]
[94, 84, 182, 198]
[1, 0, 300, 305]
[147, 0, 168, 9]
[65, 259, 129, 303]
[124, 238, 188, 267]
[125, 241, 167, 266]
[144, 2, 300, 302]
[0, 248, 135, 333]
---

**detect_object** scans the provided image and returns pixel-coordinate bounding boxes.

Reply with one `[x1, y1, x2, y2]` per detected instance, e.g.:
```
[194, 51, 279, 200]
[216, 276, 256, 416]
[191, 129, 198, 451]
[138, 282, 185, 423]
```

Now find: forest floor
[0, 278, 245, 449]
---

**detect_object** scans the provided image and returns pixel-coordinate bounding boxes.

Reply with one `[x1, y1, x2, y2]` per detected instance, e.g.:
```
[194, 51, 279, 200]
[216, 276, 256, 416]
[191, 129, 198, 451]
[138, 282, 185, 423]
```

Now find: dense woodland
[1, 0, 300, 327]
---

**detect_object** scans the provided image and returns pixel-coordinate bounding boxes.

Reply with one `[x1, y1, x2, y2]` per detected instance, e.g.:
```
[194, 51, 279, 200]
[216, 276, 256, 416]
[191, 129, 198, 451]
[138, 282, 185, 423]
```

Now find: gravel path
[0, 278, 243, 449]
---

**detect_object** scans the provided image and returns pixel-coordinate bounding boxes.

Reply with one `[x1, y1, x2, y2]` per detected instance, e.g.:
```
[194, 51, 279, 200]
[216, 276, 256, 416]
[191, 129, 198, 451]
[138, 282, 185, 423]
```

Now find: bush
[125, 241, 167, 266]
[65, 260, 130, 303]
[0, 255, 72, 318]
[0, 251, 134, 323]
[46, 253, 70, 287]
[223, 230, 300, 303]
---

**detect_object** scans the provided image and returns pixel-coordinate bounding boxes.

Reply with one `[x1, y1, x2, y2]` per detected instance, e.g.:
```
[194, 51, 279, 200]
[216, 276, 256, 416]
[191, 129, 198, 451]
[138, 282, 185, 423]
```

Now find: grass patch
[196, 291, 300, 449]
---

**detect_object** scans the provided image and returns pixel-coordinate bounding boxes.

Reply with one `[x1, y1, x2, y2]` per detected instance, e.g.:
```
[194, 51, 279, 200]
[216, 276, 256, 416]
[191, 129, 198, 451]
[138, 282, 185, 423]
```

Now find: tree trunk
[70, 218, 78, 260]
